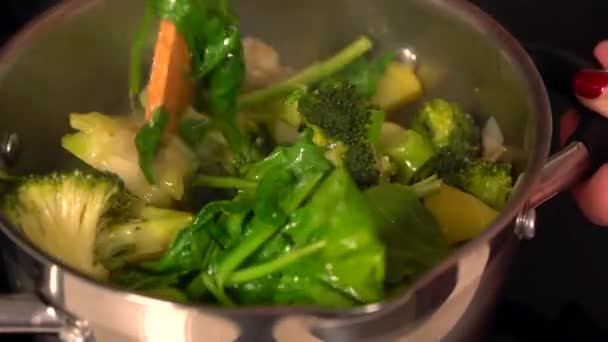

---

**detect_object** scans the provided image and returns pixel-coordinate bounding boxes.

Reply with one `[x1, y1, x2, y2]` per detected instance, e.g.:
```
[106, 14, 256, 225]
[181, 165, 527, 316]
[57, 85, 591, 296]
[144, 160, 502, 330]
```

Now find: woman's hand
[561, 40, 608, 225]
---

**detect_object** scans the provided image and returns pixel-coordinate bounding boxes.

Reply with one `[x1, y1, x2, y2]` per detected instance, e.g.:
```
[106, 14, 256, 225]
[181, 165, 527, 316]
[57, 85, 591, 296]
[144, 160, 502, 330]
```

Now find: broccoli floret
[299, 82, 371, 145]
[298, 81, 382, 187]
[448, 159, 513, 210]
[1, 170, 195, 279]
[343, 142, 380, 187]
[411, 99, 480, 157]
[62, 112, 198, 207]
[428, 151, 513, 209]
[1, 171, 131, 279]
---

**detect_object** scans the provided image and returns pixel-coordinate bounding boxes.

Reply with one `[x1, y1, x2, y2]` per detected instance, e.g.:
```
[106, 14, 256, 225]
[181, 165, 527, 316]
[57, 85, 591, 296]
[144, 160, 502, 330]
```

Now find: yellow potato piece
[424, 184, 498, 244]
[373, 62, 423, 112]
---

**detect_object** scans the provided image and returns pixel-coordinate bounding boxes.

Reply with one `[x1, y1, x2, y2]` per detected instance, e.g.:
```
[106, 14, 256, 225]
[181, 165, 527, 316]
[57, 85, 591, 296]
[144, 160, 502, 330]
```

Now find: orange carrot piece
[145, 20, 194, 135]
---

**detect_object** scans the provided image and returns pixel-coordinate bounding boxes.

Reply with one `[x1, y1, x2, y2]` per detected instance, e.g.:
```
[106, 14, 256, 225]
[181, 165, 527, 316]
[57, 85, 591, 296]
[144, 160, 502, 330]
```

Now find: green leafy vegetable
[364, 182, 447, 286]
[279, 168, 386, 304]
[141, 201, 228, 273]
[179, 115, 214, 147]
[226, 240, 326, 285]
[123, 131, 387, 307]
[135, 0, 247, 159]
[178, 111, 238, 177]
[135, 107, 170, 184]
[231, 168, 386, 307]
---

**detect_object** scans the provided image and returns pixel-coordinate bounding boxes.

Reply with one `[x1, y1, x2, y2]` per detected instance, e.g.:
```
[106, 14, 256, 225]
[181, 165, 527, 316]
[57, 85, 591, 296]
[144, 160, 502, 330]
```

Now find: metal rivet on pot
[514, 208, 536, 240]
[0, 132, 21, 167]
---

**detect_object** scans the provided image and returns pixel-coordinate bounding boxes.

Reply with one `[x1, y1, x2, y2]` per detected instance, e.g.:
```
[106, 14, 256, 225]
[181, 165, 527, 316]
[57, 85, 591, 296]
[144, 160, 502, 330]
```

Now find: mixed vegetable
[0, 0, 516, 308]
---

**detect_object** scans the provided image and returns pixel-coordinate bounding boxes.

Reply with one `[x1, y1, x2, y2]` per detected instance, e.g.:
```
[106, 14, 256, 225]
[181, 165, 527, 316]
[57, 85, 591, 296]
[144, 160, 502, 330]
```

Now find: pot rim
[0, 0, 551, 320]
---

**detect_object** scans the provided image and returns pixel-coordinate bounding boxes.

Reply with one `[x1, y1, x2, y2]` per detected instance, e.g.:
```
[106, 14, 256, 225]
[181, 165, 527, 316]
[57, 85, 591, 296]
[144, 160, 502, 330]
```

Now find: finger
[574, 41, 608, 116]
[594, 40, 608, 68]
[566, 41, 608, 226]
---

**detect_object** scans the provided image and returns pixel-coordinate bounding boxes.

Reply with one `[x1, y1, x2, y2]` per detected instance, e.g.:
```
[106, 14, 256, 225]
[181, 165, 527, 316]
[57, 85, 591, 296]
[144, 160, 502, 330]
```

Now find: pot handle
[523, 46, 608, 210]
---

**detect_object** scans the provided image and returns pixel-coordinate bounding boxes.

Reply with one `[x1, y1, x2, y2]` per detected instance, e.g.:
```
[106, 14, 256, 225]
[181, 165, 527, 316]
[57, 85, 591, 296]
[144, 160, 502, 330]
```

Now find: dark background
[1, 1, 608, 341]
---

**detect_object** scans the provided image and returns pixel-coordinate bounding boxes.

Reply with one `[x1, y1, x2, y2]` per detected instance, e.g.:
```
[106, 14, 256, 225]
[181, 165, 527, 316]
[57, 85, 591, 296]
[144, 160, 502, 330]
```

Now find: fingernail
[574, 69, 608, 99]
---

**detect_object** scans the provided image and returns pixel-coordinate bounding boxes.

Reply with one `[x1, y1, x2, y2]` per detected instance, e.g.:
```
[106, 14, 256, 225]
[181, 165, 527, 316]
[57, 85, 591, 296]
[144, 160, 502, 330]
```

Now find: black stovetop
[1, 1, 608, 341]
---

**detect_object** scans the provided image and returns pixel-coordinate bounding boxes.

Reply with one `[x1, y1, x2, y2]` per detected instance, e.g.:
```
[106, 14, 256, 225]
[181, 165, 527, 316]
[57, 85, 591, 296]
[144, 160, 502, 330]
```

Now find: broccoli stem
[238, 36, 373, 108]
[226, 240, 326, 285]
[411, 175, 442, 198]
[194, 175, 257, 190]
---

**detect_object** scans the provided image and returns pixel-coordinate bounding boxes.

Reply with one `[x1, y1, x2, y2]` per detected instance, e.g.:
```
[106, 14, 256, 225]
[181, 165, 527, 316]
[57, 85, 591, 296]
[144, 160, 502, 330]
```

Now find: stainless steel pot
[0, 0, 603, 341]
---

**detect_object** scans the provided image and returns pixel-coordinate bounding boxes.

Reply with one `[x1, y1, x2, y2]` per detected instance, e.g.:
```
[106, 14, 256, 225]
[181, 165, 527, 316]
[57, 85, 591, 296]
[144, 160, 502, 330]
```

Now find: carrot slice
[145, 20, 194, 135]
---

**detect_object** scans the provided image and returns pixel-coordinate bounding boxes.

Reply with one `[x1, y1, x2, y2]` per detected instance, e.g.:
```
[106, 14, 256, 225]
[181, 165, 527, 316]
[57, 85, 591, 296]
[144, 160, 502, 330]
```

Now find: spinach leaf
[284, 168, 386, 304]
[141, 200, 227, 273]
[125, 130, 350, 306]
[196, 130, 332, 301]
[364, 183, 448, 286]
[231, 168, 386, 307]
[134, 107, 169, 184]
[179, 116, 214, 147]
[272, 263, 359, 308]
[204, 45, 246, 154]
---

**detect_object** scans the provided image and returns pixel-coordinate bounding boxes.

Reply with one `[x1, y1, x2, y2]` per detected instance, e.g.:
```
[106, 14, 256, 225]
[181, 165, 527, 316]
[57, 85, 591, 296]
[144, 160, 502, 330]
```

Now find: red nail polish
[574, 69, 608, 99]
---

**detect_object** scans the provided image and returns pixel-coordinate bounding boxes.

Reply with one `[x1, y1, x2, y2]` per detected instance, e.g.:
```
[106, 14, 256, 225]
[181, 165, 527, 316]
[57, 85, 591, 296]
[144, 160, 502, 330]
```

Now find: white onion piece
[481, 116, 507, 161]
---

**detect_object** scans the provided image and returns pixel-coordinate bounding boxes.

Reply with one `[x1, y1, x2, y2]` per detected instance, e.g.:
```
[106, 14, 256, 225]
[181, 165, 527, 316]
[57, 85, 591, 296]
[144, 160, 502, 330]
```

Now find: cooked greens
[0, 0, 517, 309]
[135, 107, 170, 184]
